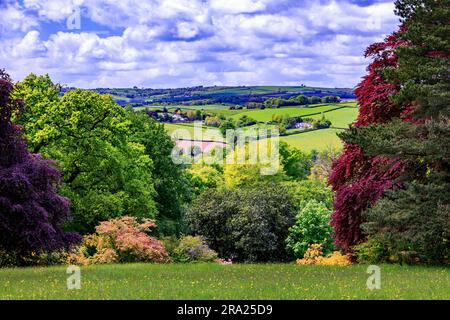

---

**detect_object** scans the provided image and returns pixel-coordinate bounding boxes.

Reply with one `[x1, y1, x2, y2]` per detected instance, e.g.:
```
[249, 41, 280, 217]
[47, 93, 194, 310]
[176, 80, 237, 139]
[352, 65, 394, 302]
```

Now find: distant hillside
[62, 85, 355, 107]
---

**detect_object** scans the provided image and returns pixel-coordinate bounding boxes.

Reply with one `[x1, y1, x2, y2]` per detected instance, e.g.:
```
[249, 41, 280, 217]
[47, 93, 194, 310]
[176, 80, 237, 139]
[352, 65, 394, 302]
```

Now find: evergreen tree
[330, 1, 449, 263]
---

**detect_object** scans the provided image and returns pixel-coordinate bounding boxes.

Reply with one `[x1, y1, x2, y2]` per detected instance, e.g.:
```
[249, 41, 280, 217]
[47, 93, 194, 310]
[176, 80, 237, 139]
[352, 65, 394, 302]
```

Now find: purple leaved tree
[0, 70, 80, 264]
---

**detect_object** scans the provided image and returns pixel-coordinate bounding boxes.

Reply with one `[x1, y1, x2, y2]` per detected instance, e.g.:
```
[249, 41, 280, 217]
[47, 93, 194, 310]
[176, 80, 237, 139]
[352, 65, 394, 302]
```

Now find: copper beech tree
[0, 70, 80, 264]
[330, 0, 449, 263]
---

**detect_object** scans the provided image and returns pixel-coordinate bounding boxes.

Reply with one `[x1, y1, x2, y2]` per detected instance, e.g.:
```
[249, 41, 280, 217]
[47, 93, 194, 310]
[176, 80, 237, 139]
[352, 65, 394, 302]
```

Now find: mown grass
[0, 263, 448, 300]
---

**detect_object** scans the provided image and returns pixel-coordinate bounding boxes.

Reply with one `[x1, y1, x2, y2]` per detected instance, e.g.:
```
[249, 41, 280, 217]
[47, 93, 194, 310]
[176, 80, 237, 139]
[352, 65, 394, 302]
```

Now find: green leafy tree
[284, 180, 333, 211]
[187, 185, 296, 262]
[279, 141, 312, 180]
[286, 200, 335, 258]
[187, 164, 224, 196]
[127, 109, 192, 235]
[219, 118, 236, 137]
[14, 75, 157, 233]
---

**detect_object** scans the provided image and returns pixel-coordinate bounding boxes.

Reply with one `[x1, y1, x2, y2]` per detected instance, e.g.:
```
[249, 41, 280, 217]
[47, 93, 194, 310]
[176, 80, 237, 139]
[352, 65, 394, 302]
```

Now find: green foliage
[236, 115, 257, 127]
[127, 109, 192, 235]
[14, 75, 158, 234]
[224, 163, 287, 189]
[187, 164, 224, 196]
[219, 118, 236, 136]
[11, 73, 61, 153]
[361, 180, 450, 264]
[272, 113, 283, 124]
[186, 185, 296, 262]
[276, 123, 287, 136]
[312, 114, 332, 129]
[393, 0, 450, 119]
[286, 200, 335, 258]
[166, 236, 218, 263]
[308, 147, 340, 182]
[279, 141, 312, 180]
[353, 238, 390, 264]
[284, 180, 333, 211]
[0, 250, 69, 268]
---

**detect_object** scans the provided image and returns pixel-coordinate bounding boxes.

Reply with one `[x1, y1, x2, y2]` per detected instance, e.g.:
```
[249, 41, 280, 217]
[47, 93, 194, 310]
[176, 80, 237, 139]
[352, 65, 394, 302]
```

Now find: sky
[0, 0, 400, 89]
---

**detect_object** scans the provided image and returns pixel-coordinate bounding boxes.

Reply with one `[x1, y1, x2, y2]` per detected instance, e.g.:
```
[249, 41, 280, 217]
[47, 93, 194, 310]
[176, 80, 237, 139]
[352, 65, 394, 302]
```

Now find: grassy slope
[280, 129, 344, 152]
[0, 263, 448, 300]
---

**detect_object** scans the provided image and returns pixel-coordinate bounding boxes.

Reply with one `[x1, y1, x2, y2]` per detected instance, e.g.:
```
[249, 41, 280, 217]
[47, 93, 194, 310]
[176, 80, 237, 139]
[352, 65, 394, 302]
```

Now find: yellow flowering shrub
[296, 244, 351, 266]
[296, 244, 323, 265]
[316, 251, 352, 266]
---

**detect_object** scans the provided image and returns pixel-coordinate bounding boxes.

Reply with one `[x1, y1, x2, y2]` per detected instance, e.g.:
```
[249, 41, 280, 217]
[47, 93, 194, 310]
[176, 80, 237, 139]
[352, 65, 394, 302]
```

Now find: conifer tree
[330, 1, 449, 263]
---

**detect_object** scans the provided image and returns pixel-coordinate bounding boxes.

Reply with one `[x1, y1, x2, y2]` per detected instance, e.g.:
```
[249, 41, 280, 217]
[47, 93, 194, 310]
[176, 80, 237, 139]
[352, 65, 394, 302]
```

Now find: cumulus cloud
[0, 0, 400, 88]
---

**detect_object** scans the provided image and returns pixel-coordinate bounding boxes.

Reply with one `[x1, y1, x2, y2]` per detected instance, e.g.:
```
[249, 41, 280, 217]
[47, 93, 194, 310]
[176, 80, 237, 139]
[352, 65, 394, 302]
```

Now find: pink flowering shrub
[68, 216, 169, 265]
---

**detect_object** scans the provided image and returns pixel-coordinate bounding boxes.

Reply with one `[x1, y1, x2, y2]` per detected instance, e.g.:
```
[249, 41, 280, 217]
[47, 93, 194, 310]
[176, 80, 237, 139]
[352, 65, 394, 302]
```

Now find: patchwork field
[229, 103, 355, 122]
[163, 103, 358, 152]
[1, 263, 448, 300]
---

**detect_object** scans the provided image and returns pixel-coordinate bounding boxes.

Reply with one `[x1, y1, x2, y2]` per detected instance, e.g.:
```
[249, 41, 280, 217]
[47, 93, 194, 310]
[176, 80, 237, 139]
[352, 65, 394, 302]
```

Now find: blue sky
[0, 0, 399, 88]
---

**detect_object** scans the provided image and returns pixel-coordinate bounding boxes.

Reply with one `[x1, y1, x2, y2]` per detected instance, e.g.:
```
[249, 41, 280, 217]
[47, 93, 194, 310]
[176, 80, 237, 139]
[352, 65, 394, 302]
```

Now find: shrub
[68, 216, 169, 265]
[0, 249, 69, 267]
[171, 236, 218, 263]
[236, 115, 257, 127]
[286, 200, 335, 259]
[353, 237, 389, 264]
[204, 116, 221, 127]
[187, 185, 296, 262]
[296, 244, 323, 265]
[296, 244, 351, 266]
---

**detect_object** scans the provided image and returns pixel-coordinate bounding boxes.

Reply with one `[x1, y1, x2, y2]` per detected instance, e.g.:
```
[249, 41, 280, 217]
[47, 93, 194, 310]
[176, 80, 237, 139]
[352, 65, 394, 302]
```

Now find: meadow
[0, 263, 448, 300]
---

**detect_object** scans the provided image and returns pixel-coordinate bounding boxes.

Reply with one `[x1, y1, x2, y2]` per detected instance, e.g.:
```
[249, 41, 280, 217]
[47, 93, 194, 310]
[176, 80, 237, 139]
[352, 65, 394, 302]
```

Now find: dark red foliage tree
[0, 70, 80, 262]
[328, 30, 410, 252]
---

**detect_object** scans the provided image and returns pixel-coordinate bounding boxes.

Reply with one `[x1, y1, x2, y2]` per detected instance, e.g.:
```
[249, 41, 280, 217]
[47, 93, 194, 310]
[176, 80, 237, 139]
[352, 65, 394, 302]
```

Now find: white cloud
[0, 3, 39, 34]
[176, 22, 199, 39]
[0, 0, 400, 88]
[12, 30, 46, 58]
[209, 0, 267, 14]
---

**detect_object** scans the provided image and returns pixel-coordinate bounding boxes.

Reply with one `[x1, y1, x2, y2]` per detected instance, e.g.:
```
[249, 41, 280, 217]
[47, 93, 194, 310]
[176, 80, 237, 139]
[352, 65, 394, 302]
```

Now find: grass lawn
[0, 263, 448, 300]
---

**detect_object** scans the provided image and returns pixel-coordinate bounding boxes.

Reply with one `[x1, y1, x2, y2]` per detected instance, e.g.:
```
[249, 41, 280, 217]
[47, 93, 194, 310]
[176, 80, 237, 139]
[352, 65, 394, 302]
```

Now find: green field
[309, 106, 358, 128]
[163, 104, 358, 152]
[280, 129, 344, 152]
[229, 104, 346, 122]
[0, 263, 448, 300]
